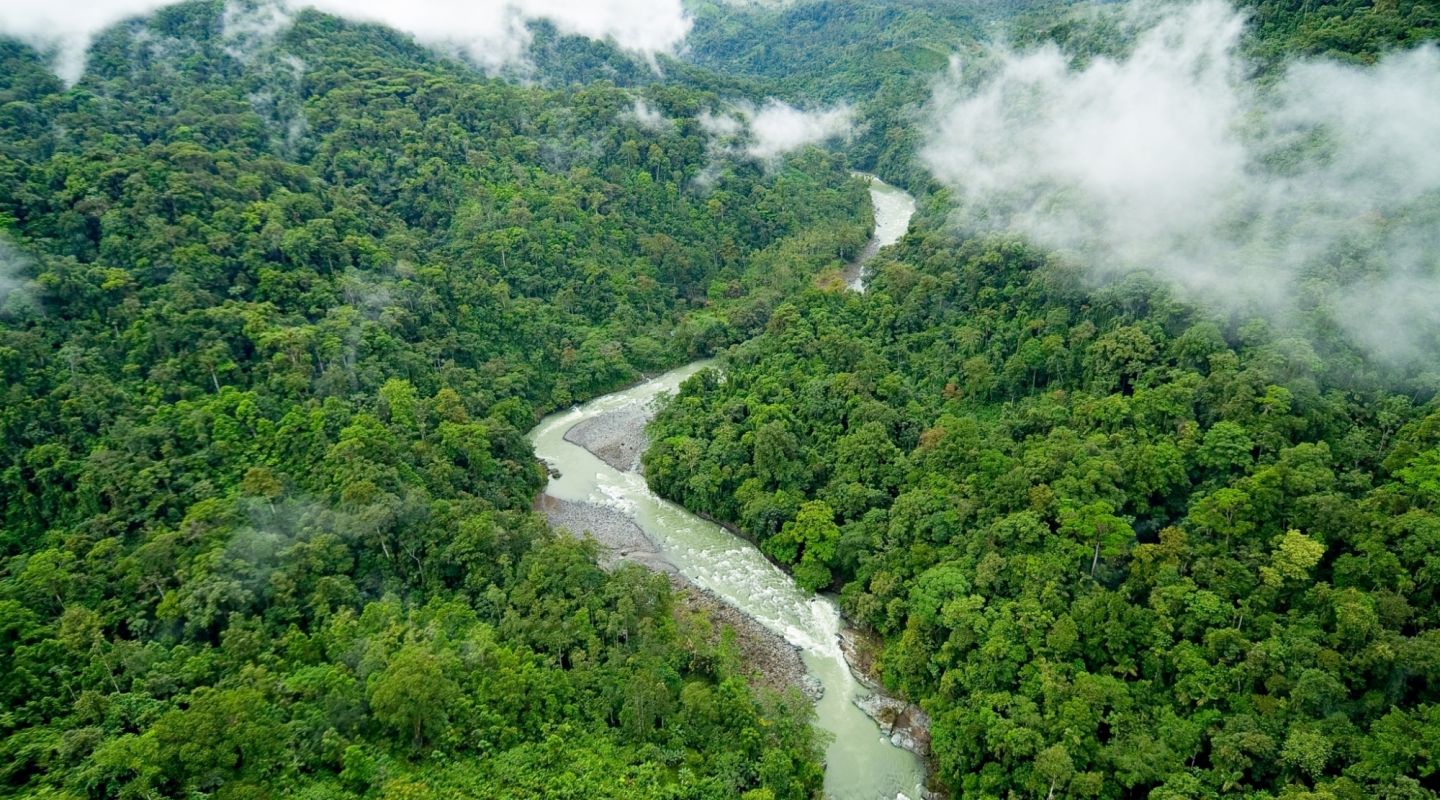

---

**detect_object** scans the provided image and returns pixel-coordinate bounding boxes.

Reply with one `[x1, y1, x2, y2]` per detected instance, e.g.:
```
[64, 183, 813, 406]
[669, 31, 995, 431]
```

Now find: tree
[1260, 529, 1325, 587]
[368, 645, 460, 750]
[1060, 501, 1133, 577]
[766, 500, 841, 591]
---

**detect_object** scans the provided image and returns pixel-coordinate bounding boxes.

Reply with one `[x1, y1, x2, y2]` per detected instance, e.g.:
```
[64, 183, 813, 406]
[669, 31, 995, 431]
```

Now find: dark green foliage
[0, 3, 858, 797]
[645, 226, 1440, 798]
[679, 0, 1000, 190]
[1243, 0, 1440, 63]
[648, 6, 1440, 794]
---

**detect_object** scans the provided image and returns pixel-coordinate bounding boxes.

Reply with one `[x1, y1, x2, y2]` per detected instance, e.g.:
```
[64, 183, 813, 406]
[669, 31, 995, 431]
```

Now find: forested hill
[0, 2, 869, 797]
[643, 1, 1440, 799]
[3, 0, 1439, 798]
[678, 0, 1440, 190]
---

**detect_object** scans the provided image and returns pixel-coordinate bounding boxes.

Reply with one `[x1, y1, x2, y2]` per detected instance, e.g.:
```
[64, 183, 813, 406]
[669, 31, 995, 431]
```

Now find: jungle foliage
[647, 4, 1440, 798]
[0, 2, 869, 797]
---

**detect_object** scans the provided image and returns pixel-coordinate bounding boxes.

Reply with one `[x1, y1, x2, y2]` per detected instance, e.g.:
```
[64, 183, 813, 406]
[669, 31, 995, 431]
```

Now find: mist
[0, 0, 691, 84]
[921, 0, 1440, 366]
[297, 0, 690, 73]
[0, 0, 174, 84]
[627, 99, 671, 131]
[703, 99, 854, 163]
[0, 241, 41, 318]
[745, 100, 854, 161]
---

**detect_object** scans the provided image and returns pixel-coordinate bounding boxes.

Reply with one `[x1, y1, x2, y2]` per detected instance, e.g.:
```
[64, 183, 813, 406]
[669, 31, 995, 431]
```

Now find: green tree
[368, 645, 460, 750]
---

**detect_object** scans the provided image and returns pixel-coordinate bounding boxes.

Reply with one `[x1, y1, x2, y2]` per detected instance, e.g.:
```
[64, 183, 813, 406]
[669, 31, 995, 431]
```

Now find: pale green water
[527, 176, 922, 800]
[847, 174, 917, 292]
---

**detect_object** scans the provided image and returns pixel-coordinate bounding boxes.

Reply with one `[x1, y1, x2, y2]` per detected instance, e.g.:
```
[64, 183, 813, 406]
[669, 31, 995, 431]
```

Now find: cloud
[298, 0, 690, 73]
[703, 100, 854, 162]
[744, 100, 854, 161]
[699, 108, 745, 138]
[0, 0, 175, 84]
[921, 0, 1440, 366]
[625, 98, 671, 131]
[0, 240, 41, 318]
[221, 0, 293, 63]
[0, 0, 690, 84]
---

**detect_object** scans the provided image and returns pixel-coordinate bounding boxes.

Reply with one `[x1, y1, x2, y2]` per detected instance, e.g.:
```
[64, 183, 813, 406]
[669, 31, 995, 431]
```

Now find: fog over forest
[924, 0, 1440, 365]
[2, 1, 1439, 799]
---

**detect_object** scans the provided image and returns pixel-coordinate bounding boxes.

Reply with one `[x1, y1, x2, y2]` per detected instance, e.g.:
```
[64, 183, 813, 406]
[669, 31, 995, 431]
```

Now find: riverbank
[840, 627, 932, 759]
[562, 402, 650, 472]
[550, 399, 934, 762]
[536, 492, 817, 699]
[527, 175, 928, 800]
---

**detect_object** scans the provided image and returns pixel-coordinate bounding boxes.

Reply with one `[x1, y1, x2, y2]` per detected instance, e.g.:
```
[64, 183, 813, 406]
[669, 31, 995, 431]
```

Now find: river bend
[528, 175, 920, 800]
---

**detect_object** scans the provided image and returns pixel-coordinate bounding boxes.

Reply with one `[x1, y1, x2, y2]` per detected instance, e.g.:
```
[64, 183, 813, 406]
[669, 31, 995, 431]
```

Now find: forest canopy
[2, 0, 1439, 798]
[0, 2, 868, 797]
[645, 2, 1440, 799]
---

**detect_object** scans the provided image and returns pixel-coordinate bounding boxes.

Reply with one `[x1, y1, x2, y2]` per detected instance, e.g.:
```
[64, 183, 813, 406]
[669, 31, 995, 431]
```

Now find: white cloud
[0, 240, 41, 317]
[921, 0, 1440, 365]
[699, 108, 745, 138]
[0, 0, 175, 84]
[297, 0, 689, 73]
[626, 98, 670, 131]
[744, 99, 853, 161]
[221, 1, 293, 62]
[702, 100, 853, 163]
[0, 0, 691, 84]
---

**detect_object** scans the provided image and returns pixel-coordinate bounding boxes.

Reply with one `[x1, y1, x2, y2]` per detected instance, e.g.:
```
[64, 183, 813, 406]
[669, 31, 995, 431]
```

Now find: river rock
[535, 494, 676, 574]
[563, 403, 651, 472]
[840, 626, 933, 758]
[853, 692, 932, 757]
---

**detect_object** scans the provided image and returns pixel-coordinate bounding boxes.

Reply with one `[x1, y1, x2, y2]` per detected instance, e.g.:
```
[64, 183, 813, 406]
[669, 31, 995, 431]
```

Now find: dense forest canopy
[644, 1, 1440, 799]
[0, 1, 869, 796]
[1, 0, 1438, 798]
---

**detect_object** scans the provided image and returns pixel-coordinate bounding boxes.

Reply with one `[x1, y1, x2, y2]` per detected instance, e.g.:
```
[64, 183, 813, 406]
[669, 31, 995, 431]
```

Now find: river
[528, 175, 921, 800]
[844, 174, 917, 292]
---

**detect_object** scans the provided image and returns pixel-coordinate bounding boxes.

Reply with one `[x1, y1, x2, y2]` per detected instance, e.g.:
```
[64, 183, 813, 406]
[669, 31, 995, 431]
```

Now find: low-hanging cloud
[221, 0, 293, 63]
[0, 0, 691, 84]
[0, 240, 41, 318]
[625, 99, 671, 131]
[922, 0, 1440, 366]
[745, 100, 854, 161]
[297, 0, 690, 73]
[704, 99, 854, 162]
[0, 0, 174, 84]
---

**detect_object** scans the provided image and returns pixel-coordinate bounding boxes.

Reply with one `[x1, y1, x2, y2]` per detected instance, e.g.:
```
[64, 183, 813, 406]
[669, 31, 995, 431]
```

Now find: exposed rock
[536, 493, 675, 574]
[536, 493, 815, 701]
[840, 627, 933, 758]
[853, 692, 931, 757]
[563, 404, 650, 472]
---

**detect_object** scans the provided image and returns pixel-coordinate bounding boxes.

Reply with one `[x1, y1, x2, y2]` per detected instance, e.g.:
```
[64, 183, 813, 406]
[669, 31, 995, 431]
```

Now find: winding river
[844, 174, 918, 292]
[529, 175, 920, 800]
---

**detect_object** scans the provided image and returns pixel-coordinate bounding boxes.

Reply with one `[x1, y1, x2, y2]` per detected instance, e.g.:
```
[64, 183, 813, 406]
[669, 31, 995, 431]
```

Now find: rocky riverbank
[536, 491, 816, 700]
[840, 627, 933, 759]
[535, 494, 675, 573]
[562, 402, 650, 472]
[547, 394, 937, 795]
[673, 579, 821, 700]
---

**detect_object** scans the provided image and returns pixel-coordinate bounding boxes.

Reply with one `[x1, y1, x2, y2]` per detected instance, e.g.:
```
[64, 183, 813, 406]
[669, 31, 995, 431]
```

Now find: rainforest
[1, 0, 1438, 799]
